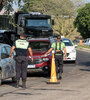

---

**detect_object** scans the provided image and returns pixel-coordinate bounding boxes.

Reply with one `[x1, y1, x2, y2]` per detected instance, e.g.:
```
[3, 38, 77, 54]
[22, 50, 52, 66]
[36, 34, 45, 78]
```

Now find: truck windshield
[29, 41, 50, 51]
[26, 19, 51, 27]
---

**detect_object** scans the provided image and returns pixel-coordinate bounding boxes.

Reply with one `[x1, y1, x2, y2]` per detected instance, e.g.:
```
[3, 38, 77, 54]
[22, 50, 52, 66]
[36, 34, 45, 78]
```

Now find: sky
[13, 0, 24, 12]
[84, 0, 90, 3]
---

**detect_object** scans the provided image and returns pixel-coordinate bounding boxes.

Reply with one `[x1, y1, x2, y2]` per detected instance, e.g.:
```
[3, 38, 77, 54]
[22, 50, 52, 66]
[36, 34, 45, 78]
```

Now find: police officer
[9, 33, 33, 88]
[44, 35, 67, 79]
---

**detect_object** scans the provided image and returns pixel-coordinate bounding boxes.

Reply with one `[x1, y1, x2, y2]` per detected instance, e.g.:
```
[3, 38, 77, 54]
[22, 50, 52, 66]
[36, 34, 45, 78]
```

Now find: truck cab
[15, 12, 53, 38]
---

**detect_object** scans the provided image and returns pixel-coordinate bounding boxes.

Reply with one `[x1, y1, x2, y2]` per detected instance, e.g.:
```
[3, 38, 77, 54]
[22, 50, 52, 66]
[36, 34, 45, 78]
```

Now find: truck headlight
[42, 58, 49, 61]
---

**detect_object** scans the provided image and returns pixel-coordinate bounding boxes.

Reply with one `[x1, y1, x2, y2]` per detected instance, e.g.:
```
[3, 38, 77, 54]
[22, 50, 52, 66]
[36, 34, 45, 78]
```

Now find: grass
[77, 44, 90, 49]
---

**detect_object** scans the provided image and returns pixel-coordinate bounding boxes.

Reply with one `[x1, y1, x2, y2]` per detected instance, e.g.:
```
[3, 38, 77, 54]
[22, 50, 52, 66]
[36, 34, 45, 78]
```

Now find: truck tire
[0, 70, 2, 85]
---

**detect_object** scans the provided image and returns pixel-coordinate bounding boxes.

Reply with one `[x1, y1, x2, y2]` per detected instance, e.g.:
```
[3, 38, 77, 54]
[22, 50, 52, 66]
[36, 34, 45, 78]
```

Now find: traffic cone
[79, 40, 82, 45]
[47, 50, 60, 84]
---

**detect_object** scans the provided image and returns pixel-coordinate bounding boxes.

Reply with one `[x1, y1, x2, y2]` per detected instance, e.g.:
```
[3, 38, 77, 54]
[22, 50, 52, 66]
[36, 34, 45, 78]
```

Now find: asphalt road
[63, 50, 90, 78]
[0, 50, 90, 100]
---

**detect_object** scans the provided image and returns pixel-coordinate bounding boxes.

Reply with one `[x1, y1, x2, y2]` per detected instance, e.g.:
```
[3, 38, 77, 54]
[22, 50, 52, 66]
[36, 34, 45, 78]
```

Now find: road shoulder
[76, 48, 90, 52]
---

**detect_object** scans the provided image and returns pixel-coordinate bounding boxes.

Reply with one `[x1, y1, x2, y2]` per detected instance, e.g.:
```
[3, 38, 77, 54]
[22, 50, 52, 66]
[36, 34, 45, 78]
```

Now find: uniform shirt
[51, 41, 65, 55]
[13, 39, 30, 56]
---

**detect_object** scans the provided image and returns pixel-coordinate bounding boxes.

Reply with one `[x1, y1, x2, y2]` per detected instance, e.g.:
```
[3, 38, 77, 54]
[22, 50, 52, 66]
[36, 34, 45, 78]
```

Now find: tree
[4, 0, 14, 15]
[21, 0, 74, 17]
[74, 3, 90, 39]
[0, 0, 7, 11]
[72, 0, 85, 9]
[0, 0, 22, 14]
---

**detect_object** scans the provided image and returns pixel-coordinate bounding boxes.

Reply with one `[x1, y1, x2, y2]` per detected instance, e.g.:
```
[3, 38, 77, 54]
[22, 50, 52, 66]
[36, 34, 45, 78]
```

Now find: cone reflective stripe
[47, 50, 60, 84]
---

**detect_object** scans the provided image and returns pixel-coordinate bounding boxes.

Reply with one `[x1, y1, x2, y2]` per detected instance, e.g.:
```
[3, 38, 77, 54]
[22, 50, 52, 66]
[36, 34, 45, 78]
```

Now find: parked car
[83, 38, 90, 46]
[27, 37, 55, 73]
[73, 39, 80, 44]
[0, 44, 16, 85]
[61, 38, 77, 63]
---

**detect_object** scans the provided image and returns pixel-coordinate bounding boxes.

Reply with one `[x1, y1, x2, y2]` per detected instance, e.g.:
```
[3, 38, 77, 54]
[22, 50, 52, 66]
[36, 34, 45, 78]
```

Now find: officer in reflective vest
[44, 35, 67, 79]
[9, 33, 33, 88]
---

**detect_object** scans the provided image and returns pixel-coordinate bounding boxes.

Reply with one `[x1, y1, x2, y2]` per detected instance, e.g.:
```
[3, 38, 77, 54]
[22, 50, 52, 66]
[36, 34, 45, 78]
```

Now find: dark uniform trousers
[54, 55, 63, 74]
[15, 56, 28, 82]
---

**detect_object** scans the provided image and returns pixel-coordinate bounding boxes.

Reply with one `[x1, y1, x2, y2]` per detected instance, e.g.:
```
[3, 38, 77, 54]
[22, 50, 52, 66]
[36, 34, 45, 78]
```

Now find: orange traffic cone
[47, 51, 60, 84]
[79, 40, 82, 45]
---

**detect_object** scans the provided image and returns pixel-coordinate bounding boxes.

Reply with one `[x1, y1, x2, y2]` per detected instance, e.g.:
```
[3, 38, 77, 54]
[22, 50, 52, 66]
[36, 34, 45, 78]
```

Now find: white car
[83, 38, 90, 46]
[0, 44, 16, 85]
[61, 38, 77, 63]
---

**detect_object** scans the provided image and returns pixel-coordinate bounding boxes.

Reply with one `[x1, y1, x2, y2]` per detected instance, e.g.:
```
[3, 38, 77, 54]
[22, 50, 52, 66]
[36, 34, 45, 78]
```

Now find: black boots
[22, 81, 26, 89]
[16, 81, 19, 88]
[16, 81, 26, 89]
[57, 72, 62, 80]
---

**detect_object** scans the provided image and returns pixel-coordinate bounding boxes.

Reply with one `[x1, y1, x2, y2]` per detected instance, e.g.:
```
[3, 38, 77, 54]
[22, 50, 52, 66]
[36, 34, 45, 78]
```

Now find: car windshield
[26, 19, 51, 27]
[62, 39, 73, 46]
[29, 41, 50, 51]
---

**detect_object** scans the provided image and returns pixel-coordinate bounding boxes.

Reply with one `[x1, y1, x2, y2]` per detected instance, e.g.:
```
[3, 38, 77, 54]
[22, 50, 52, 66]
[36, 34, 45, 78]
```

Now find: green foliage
[0, 0, 7, 11]
[74, 3, 90, 39]
[4, 0, 14, 14]
[77, 44, 90, 49]
[21, 0, 74, 17]
[0, 0, 13, 12]
[0, 0, 22, 14]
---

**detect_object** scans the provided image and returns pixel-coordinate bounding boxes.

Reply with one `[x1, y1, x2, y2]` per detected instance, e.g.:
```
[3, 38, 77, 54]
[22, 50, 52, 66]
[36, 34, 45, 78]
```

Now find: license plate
[27, 64, 35, 68]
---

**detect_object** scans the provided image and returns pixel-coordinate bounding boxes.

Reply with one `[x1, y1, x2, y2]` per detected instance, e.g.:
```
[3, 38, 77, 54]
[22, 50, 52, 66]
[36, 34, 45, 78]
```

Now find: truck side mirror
[52, 19, 54, 25]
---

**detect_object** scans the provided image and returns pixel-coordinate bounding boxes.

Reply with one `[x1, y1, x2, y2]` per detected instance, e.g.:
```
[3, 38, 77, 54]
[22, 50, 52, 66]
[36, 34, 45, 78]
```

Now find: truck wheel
[12, 77, 16, 82]
[0, 70, 2, 85]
